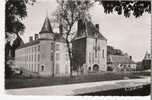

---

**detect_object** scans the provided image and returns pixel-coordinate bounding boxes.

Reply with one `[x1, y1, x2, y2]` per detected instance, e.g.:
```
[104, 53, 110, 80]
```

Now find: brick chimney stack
[129, 56, 132, 60]
[95, 24, 99, 31]
[29, 36, 33, 42]
[35, 34, 39, 40]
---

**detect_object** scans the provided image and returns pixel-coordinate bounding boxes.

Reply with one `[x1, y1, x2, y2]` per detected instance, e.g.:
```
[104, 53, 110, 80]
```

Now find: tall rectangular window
[56, 53, 60, 61]
[38, 54, 40, 61]
[56, 44, 60, 51]
[56, 63, 60, 74]
[38, 64, 40, 72]
[50, 52, 54, 61]
[38, 45, 40, 51]
[35, 47, 37, 52]
[98, 52, 100, 63]
[65, 64, 68, 74]
[51, 43, 54, 50]
[35, 54, 36, 61]
[89, 52, 91, 64]
[31, 55, 33, 61]
[66, 54, 69, 60]
[102, 49, 104, 58]
[92, 53, 94, 63]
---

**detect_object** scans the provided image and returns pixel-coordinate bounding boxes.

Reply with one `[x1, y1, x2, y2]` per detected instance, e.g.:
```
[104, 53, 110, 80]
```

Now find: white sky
[22, 0, 151, 62]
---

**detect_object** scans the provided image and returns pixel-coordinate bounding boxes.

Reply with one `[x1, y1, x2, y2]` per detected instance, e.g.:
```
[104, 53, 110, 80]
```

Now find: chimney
[35, 34, 39, 40]
[29, 36, 33, 42]
[129, 56, 132, 60]
[95, 24, 99, 31]
[59, 24, 63, 35]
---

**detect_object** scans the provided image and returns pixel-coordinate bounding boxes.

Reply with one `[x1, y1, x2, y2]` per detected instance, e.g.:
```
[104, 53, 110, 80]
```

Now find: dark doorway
[41, 65, 44, 71]
[93, 64, 99, 72]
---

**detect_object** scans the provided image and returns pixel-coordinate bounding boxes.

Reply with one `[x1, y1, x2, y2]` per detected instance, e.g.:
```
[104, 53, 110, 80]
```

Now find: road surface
[6, 77, 150, 96]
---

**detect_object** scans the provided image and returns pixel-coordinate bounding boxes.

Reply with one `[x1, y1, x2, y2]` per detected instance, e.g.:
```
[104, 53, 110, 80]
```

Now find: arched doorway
[93, 64, 99, 72]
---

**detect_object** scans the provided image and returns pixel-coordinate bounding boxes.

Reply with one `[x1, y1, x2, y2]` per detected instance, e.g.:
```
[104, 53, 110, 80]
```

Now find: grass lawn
[5, 71, 150, 89]
[78, 84, 150, 96]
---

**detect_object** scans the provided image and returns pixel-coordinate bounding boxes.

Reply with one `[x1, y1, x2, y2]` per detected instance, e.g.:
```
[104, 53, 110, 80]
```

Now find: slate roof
[16, 34, 66, 50]
[16, 16, 67, 50]
[72, 19, 107, 41]
[16, 39, 40, 49]
[109, 55, 135, 64]
[39, 16, 53, 34]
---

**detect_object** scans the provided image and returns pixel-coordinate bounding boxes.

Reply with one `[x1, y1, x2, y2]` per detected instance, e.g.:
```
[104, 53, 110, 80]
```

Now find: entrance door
[93, 64, 99, 72]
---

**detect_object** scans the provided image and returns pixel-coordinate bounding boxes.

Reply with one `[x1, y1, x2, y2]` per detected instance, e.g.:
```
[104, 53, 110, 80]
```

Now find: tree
[5, 0, 35, 59]
[5, 0, 35, 78]
[5, 0, 35, 34]
[54, 0, 93, 76]
[96, 0, 151, 17]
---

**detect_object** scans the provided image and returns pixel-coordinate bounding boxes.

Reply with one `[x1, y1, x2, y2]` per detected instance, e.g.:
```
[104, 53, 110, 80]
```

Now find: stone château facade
[15, 16, 70, 77]
[15, 17, 108, 76]
[72, 19, 107, 73]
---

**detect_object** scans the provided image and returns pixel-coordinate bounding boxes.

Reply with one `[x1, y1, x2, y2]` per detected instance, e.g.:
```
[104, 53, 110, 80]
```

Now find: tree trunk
[65, 35, 73, 77]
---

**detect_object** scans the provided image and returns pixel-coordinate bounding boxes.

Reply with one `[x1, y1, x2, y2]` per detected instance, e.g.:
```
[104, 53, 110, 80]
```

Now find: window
[65, 64, 68, 74]
[29, 55, 31, 61]
[35, 54, 36, 61]
[51, 43, 54, 50]
[31, 64, 33, 72]
[33, 47, 34, 52]
[66, 54, 69, 60]
[32, 47, 33, 52]
[92, 53, 94, 63]
[50, 53, 54, 61]
[89, 53, 91, 64]
[56, 53, 60, 61]
[35, 47, 37, 52]
[29, 64, 30, 70]
[98, 52, 100, 63]
[33, 64, 35, 72]
[56, 63, 59, 74]
[56, 44, 60, 51]
[38, 45, 40, 51]
[102, 50, 104, 58]
[38, 54, 40, 61]
[31, 55, 33, 61]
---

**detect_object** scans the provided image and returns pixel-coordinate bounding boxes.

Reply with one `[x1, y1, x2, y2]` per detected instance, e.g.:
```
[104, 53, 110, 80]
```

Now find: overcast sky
[22, 0, 151, 62]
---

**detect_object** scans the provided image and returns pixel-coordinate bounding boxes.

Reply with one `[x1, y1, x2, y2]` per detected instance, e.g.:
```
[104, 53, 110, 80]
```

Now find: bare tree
[54, 0, 93, 76]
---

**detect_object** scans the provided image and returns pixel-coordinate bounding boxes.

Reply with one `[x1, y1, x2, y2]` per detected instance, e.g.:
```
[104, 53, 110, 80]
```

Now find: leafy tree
[5, 0, 35, 78]
[5, 0, 35, 59]
[96, 0, 151, 17]
[5, 0, 35, 34]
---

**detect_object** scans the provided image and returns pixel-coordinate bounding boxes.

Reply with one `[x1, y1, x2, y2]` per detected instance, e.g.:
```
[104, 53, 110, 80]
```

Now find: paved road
[6, 77, 150, 96]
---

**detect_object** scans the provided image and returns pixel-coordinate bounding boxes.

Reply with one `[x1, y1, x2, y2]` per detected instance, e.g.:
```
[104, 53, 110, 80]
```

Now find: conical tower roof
[39, 16, 53, 34]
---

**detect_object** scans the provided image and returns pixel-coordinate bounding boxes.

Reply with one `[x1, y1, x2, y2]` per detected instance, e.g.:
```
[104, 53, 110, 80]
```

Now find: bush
[5, 64, 13, 79]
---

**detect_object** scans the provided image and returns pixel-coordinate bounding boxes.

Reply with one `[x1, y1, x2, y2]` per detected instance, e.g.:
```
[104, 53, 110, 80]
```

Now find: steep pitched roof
[39, 16, 53, 34]
[109, 55, 135, 64]
[72, 19, 107, 41]
[86, 21, 106, 40]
